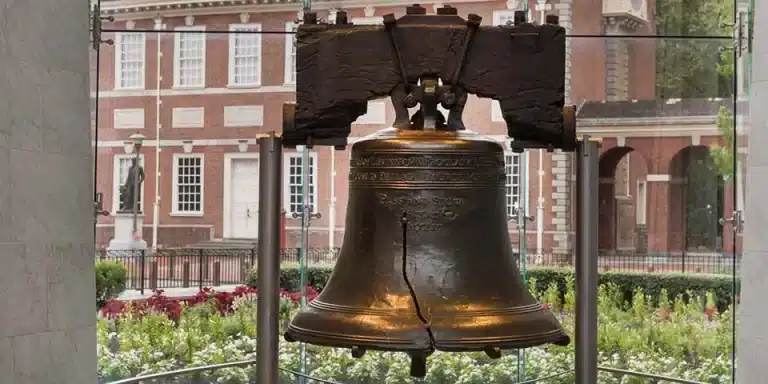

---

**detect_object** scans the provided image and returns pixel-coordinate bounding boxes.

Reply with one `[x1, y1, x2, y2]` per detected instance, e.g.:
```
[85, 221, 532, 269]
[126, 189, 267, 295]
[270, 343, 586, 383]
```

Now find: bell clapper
[484, 346, 503, 359]
[350, 346, 366, 358]
[409, 352, 429, 378]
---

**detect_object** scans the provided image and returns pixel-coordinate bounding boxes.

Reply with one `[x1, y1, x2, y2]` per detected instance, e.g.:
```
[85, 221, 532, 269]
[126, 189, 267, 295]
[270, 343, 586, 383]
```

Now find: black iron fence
[96, 248, 740, 293]
[95, 247, 341, 293]
[522, 252, 741, 275]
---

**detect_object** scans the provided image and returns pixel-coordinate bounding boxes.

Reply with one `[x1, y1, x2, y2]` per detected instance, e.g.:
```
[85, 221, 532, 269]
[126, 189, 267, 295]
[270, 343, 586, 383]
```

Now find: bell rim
[285, 325, 431, 348]
[284, 325, 571, 352]
[309, 299, 549, 317]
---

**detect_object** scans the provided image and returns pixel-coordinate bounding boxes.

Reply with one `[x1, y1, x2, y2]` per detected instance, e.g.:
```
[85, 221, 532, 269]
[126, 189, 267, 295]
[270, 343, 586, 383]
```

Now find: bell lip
[283, 327, 433, 353]
[284, 326, 571, 353]
[285, 322, 571, 350]
[432, 330, 572, 352]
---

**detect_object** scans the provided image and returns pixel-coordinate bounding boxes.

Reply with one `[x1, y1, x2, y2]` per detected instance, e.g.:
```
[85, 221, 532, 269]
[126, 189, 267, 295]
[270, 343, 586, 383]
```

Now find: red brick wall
[95, 0, 737, 255]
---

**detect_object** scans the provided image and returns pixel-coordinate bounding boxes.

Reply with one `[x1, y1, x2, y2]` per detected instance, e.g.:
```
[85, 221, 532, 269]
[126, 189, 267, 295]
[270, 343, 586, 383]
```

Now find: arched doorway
[598, 146, 649, 254]
[667, 146, 725, 253]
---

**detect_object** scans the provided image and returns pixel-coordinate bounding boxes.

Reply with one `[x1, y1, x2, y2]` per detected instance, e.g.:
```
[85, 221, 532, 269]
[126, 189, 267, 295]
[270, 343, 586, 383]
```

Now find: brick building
[93, 0, 745, 256]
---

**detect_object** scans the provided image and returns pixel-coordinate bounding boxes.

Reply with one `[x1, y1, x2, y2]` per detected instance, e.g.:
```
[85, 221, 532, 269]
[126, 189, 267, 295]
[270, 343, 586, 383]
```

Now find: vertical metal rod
[132, 147, 141, 235]
[576, 137, 600, 384]
[298, 147, 310, 384]
[536, 148, 544, 261]
[328, 147, 336, 249]
[517, 150, 528, 381]
[92, 28, 102, 241]
[152, 18, 163, 251]
[257, 134, 283, 384]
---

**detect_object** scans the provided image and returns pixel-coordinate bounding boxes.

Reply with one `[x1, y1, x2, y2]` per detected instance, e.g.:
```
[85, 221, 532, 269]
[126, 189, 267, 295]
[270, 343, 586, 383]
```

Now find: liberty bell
[284, 6, 572, 377]
[285, 89, 571, 378]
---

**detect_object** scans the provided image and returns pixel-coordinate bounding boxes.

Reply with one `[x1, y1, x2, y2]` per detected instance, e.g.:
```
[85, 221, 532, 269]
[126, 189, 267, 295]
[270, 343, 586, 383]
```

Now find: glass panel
[572, 0, 734, 37]
[92, 3, 741, 383]
[94, 28, 295, 251]
[575, 35, 736, 382]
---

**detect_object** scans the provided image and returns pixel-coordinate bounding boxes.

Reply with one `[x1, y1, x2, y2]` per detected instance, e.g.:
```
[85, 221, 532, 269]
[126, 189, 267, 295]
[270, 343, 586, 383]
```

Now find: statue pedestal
[107, 212, 148, 251]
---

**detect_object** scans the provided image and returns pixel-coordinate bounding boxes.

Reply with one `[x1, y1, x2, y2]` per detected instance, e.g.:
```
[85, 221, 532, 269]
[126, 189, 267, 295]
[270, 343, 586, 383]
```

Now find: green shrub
[526, 267, 737, 311]
[95, 261, 128, 308]
[98, 278, 735, 383]
[246, 263, 333, 292]
[248, 264, 737, 311]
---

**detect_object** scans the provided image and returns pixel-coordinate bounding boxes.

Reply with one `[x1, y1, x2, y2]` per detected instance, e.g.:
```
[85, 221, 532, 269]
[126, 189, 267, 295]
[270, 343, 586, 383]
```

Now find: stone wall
[736, 1, 767, 381]
[0, 1, 97, 382]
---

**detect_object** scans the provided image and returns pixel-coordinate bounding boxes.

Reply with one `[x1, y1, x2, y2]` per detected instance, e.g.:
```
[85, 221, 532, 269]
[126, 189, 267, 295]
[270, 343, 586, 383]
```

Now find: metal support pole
[257, 133, 283, 384]
[576, 136, 600, 384]
[132, 148, 141, 235]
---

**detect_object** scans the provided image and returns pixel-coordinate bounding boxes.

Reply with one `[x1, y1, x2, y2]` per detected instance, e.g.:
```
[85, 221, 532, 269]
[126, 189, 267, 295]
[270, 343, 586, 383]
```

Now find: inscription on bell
[378, 193, 464, 232]
[349, 170, 505, 183]
[350, 154, 503, 168]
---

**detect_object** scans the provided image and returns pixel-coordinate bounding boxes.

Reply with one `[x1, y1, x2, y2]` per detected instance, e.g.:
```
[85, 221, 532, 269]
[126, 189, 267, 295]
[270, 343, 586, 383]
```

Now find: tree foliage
[654, 0, 734, 99]
[654, 0, 742, 179]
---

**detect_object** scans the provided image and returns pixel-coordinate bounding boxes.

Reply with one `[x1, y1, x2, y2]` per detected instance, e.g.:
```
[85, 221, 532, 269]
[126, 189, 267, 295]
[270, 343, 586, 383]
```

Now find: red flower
[704, 306, 718, 320]
[101, 285, 315, 322]
[100, 300, 127, 319]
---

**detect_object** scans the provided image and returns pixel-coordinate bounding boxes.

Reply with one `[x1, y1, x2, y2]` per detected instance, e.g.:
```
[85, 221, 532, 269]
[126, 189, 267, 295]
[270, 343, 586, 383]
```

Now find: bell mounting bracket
[282, 4, 576, 151]
[383, 7, 481, 132]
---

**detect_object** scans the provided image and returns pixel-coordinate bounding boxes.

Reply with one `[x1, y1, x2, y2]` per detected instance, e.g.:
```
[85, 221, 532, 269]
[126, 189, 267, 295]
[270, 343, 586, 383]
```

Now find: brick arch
[598, 146, 649, 253]
[622, 136, 694, 175]
[666, 145, 724, 253]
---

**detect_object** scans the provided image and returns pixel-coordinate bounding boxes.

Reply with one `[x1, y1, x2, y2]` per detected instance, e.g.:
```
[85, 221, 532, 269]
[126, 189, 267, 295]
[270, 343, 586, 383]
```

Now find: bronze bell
[284, 124, 570, 376]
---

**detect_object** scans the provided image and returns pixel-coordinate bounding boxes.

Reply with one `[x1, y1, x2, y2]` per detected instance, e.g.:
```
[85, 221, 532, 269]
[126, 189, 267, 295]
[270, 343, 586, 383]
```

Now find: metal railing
[96, 247, 740, 293]
[103, 358, 344, 384]
[95, 247, 340, 292]
[102, 359, 712, 384]
[525, 251, 741, 275]
[97, 247, 740, 293]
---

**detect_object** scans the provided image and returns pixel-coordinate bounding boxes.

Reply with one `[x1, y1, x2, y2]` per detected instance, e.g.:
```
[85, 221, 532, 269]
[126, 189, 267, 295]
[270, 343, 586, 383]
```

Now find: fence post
[213, 261, 221, 287]
[681, 251, 686, 274]
[169, 250, 175, 281]
[150, 261, 158, 290]
[242, 261, 250, 284]
[183, 261, 191, 288]
[139, 249, 146, 295]
[251, 247, 256, 267]
[198, 249, 204, 291]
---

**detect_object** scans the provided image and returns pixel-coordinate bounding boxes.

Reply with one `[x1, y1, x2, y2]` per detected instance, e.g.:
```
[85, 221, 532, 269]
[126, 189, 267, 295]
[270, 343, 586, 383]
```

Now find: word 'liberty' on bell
[284, 78, 571, 378]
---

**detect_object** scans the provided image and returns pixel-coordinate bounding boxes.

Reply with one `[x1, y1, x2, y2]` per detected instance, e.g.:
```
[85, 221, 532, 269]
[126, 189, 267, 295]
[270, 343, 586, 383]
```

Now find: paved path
[117, 285, 242, 301]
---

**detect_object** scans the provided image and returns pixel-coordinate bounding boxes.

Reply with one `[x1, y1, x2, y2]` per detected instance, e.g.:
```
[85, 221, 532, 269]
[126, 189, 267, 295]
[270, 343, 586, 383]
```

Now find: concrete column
[0, 2, 96, 383]
[737, 1, 768, 381]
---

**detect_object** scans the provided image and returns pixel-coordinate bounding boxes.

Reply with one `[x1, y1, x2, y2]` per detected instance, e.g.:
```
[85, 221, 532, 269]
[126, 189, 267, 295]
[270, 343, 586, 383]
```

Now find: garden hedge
[246, 264, 738, 311]
[95, 260, 128, 308]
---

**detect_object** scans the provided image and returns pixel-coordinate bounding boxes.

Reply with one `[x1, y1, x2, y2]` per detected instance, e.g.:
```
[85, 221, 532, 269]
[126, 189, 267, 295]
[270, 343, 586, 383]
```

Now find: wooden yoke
[282, 5, 575, 152]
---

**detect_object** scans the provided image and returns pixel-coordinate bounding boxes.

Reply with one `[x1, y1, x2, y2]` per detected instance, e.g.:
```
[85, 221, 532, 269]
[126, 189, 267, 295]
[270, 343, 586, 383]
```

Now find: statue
[119, 158, 145, 213]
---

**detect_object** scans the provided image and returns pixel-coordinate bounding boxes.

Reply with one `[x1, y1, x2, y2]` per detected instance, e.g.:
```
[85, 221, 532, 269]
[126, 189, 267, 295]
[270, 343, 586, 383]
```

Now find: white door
[230, 158, 260, 238]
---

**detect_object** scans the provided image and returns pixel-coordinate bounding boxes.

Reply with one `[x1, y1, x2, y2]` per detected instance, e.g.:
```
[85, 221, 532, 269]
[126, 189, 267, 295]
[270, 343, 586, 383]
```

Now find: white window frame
[171, 153, 205, 216]
[504, 151, 530, 218]
[636, 179, 647, 225]
[284, 21, 298, 85]
[112, 154, 146, 213]
[173, 25, 207, 88]
[228, 23, 263, 87]
[114, 32, 146, 90]
[283, 151, 319, 216]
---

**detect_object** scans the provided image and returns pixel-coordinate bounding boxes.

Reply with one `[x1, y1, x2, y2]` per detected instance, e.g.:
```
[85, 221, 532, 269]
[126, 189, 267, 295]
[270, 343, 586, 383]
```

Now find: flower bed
[98, 277, 734, 384]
